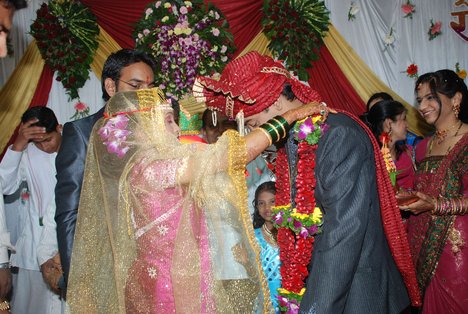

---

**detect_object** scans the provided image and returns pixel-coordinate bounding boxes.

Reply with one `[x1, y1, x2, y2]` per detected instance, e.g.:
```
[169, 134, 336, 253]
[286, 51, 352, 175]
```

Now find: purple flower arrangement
[134, 1, 235, 100]
[98, 115, 132, 158]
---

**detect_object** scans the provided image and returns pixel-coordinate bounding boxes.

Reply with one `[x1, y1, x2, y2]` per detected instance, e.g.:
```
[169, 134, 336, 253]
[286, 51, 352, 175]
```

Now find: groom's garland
[272, 114, 328, 313]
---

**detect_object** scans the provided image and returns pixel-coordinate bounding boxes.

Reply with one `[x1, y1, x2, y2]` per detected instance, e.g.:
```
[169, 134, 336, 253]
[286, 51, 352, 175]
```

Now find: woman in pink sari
[402, 70, 468, 313]
[66, 88, 325, 313]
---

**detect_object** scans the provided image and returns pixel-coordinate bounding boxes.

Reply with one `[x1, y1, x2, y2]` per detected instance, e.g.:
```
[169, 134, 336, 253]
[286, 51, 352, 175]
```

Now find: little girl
[252, 181, 281, 313]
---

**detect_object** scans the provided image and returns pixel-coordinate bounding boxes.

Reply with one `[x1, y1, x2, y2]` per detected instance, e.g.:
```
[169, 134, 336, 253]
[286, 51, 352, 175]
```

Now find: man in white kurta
[0, 106, 63, 314]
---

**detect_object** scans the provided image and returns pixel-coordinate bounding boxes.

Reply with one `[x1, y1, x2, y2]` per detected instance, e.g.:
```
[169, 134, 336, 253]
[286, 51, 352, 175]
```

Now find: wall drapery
[1, 0, 439, 155]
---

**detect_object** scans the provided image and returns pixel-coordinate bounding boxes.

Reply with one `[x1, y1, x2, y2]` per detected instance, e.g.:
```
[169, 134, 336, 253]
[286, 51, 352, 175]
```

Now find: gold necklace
[429, 122, 463, 155]
[262, 224, 277, 246]
[435, 121, 462, 144]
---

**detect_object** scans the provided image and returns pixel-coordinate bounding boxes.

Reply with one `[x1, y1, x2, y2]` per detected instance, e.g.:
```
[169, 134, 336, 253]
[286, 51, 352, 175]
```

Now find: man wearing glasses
[54, 49, 156, 297]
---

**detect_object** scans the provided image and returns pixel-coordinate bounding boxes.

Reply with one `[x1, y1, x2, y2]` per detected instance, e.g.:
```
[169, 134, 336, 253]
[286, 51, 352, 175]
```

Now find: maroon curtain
[1, 64, 53, 160]
[308, 45, 365, 115]
[80, 0, 263, 55]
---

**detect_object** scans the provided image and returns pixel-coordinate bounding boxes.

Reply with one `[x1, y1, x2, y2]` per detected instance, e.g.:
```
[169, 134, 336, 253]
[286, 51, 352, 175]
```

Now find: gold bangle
[0, 300, 10, 311]
[256, 128, 273, 147]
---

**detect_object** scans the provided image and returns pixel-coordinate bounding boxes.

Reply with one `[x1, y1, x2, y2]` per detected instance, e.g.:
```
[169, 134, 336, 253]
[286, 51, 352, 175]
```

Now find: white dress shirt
[0, 144, 56, 270]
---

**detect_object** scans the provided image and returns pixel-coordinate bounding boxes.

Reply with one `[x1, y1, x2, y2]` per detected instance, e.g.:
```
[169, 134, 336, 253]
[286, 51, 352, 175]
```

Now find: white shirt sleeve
[36, 201, 58, 266]
[0, 181, 15, 264]
[0, 146, 23, 195]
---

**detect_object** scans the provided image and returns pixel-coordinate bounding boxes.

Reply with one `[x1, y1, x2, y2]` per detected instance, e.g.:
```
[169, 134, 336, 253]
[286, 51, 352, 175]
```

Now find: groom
[195, 51, 419, 313]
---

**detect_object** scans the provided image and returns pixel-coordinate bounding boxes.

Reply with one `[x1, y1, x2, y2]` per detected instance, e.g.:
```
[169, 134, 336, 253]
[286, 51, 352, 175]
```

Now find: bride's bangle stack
[258, 116, 290, 145]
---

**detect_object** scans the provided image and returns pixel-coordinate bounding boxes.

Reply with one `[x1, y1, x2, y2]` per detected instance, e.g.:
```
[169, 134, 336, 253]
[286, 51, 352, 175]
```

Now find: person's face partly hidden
[0, 2, 15, 58]
[33, 125, 63, 154]
[389, 112, 408, 143]
[257, 191, 275, 222]
[202, 111, 237, 144]
[245, 96, 286, 130]
[164, 110, 181, 138]
[105, 61, 155, 98]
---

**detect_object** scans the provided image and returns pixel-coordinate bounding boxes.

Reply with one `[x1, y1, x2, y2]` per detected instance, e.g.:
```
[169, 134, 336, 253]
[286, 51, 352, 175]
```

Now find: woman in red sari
[402, 69, 468, 313]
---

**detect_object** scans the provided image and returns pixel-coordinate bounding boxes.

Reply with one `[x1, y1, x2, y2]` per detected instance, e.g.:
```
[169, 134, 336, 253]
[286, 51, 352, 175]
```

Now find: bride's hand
[282, 102, 335, 124]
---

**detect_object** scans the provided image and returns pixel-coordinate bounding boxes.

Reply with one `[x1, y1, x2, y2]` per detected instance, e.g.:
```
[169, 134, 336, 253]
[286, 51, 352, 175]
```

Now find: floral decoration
[401, 1, 415, 19]
[272, 113, 328, 314]
[98, 115, 132, 158]
[347, 2, 359, 21]
[133, 0, 235, 100]
[30, 0, 99, 100]
[456, 62, 467, 80]
[428, 19, 442, 41]
[405, 63, 419, 79]
[262, 0, 330, 81]
[383, 27, 395, 50]
[20, 187, 30, 205]
[379, 132, 398, 186]
[70, 101, 90, 120]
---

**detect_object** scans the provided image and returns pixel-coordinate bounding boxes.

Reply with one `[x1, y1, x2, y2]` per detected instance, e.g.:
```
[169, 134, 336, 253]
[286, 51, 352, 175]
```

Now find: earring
[388, 125, 392, 136]
[453, 103, 460, 118]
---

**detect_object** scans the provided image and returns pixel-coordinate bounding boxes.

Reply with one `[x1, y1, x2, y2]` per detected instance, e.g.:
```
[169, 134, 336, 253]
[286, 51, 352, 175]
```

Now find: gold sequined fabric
[67, 88, 272, 313]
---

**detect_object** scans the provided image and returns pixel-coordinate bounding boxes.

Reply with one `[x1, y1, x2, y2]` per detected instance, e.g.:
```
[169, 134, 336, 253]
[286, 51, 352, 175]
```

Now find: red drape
[308, 45, 365, 115]
[80, 0, 263, 55]
[1, 64, 53, 160]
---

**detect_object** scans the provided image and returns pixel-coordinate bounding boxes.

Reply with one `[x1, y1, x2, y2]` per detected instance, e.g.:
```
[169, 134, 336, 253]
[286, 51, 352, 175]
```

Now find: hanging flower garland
[379, 132, 398, 187]
[133, 1, 235, 100]
[30, 0, 99, 101]
[272, 114, 327, 314]
[262, 0, 330, 81]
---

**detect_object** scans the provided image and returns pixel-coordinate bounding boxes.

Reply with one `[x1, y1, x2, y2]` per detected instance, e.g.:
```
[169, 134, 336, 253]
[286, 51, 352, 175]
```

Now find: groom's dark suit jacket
[55, 107, 105, 292]
[299, 113, 409, 314]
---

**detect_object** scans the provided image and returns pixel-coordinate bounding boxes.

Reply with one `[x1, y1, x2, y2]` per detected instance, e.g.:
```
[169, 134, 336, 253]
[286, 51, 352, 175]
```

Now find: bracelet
[259, 116, 291, 144]
[257, 128, 273, 147]
[0, 262, 10, 269]
[271, 116, 290, 139]
[0, 300, 9, 311]
[433, 197, 467, 216]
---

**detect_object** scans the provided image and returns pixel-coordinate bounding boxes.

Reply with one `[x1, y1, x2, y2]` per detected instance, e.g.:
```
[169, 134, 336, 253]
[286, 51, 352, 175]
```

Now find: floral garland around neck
[272, 114, 327, 314]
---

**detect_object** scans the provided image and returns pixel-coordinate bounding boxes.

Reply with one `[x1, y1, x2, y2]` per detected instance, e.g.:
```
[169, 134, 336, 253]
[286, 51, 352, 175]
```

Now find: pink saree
[407, 134, 468, 313]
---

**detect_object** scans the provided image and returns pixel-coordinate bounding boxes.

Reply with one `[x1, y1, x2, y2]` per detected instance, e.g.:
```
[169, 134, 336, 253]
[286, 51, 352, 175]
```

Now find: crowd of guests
[0, 45, 466, 314]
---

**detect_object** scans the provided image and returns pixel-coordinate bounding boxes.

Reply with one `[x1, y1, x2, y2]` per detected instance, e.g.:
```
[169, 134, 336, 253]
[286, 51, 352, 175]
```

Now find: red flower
[406, 64, 418, 78]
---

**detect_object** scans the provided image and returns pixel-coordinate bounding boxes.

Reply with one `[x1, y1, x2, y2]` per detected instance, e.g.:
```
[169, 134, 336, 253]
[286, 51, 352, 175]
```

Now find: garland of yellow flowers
[272, 114, 327, 313]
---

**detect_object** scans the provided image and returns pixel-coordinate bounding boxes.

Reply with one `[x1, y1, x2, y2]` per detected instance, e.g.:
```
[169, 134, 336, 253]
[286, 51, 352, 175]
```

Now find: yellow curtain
[0, 42, 44, 153]
[323, 25, 431, 135]
[0, 27, 122, 154]
[90, 26, 122, 80]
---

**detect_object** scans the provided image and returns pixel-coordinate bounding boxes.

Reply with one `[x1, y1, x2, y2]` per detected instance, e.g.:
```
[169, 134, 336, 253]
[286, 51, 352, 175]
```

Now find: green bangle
[261, 122, 280, 143]
[272, 116, 290, 139]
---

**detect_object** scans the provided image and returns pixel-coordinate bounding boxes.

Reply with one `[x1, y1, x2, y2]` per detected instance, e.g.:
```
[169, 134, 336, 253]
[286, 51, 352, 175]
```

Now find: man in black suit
[55, 49, 157, 295]
[195, 51, 419, 313]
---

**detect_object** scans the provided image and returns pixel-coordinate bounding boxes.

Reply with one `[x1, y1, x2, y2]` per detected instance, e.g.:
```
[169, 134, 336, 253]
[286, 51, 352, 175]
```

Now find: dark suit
[55, 107, 105, 291]
[299, 113, 409, 313]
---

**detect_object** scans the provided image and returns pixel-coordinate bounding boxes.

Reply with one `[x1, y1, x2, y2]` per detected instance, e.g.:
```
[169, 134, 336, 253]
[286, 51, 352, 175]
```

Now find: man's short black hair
[4, 0, 27, 10]
[101, 49, 157, 101]
[21, 106, 59, 133]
